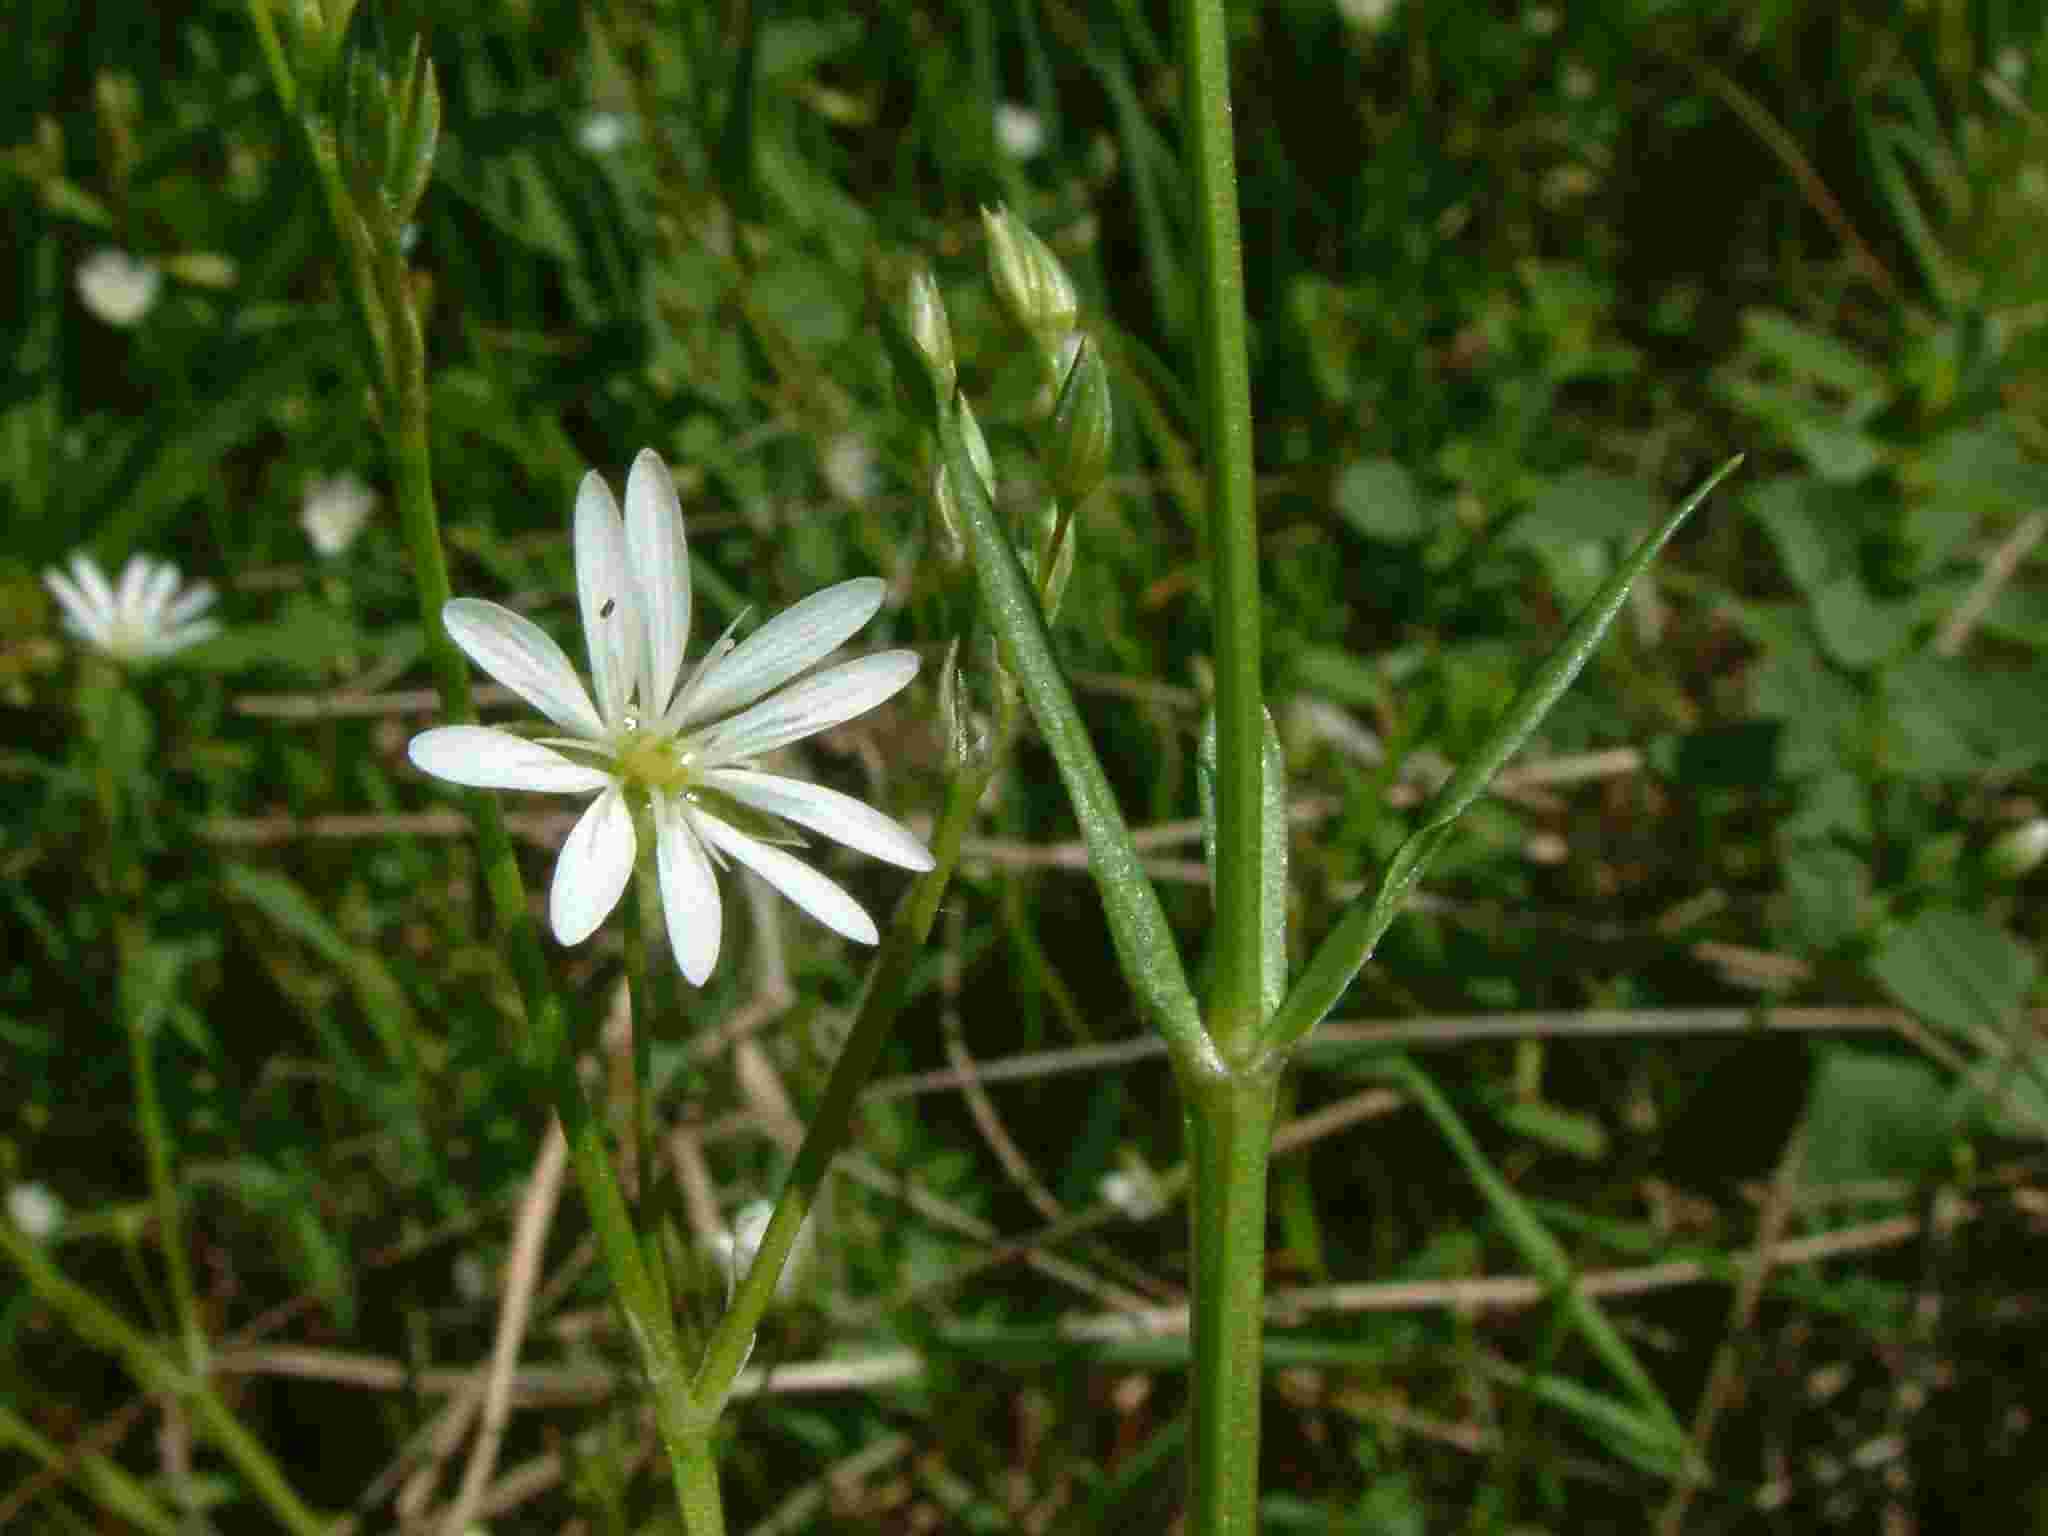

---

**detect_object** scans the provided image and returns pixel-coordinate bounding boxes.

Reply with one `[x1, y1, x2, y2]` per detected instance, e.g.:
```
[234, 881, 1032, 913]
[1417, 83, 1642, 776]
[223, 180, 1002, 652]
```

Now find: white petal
[691, 810, 878, 945]
[690, 650, 920, 765]
[160, 581, 216, 629]
[625, 450, 692, 719]
[442, 598, 605, 740]
[551, 785, 636, 945]
[663, 610, 748, 729]
[69, 554, 117, 619]
[149, 620, 219, 657]
[137, 560, 182, 626]
[575, 471, 639, 728]
[42, 568, 109, 644]
[114, 555, 152, 617]
[678, 578, 886, 726]
[654, 795, 721, 984]
[409, 725, 616, 792]
[701, 768, 934, 871]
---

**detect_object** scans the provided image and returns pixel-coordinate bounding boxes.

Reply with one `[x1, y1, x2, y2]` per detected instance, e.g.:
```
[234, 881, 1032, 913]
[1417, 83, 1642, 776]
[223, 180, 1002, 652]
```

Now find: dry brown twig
[434, 1118, 568, 1536]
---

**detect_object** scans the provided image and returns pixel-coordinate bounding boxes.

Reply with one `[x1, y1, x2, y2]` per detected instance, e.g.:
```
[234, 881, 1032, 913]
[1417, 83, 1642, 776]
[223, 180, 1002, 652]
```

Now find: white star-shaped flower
[42, 552, 220, 663]
[408, 449, 933, 984]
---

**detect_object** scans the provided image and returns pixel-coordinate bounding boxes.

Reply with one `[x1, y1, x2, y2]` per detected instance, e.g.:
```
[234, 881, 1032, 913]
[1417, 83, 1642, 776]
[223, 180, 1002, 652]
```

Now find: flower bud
[1029, 499, 1076, 621]
[1047, 333, 1112, 505]
[339, 32, 440, 225]
[280, 0, 357, 94]
[982, 204, 1078, 340]
[1988, 817, 2048, 880]
[905, 266, 956, 400]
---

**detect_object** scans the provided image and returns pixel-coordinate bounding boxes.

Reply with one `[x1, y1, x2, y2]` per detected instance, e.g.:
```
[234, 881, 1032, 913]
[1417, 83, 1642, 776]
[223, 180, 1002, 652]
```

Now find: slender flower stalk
[407, 449, 933, 982]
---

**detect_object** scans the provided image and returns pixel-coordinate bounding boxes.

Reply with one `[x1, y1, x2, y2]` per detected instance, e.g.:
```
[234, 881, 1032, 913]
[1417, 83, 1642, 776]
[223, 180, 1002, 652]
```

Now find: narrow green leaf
[1382, 1055, 1689, 1452]
[1266, 456, 1742, 1052]
[937, 398, 1214, 1081]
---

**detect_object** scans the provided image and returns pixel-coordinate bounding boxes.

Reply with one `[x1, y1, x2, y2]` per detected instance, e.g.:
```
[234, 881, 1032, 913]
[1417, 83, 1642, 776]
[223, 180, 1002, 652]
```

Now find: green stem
[0, 1219, 332, 1536]
[674, 1436, 728, 1536]
[1177, 0, 1264, 1060]
[626, 850, 675, 1322]
[689, 731, 1004, 1410]
[363, 186, 703, 1521]
[1185, 1071, 1280, 1536]
[244, 1, 393, 402]
[938, 406, 1216, 1085]
[116, 920, 206, 1381]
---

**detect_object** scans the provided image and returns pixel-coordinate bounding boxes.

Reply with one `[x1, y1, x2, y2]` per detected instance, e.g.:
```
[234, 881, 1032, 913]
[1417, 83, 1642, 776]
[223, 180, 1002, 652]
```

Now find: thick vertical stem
[1185, 1072, 1280, 1536]
[673, 1437, 728, 1536]
[1177, 0, 1264, 1059]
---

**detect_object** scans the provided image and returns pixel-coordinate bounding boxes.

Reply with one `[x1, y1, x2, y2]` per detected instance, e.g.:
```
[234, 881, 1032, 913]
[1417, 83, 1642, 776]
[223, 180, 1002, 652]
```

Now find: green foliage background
[4, 0, 2048, 1529]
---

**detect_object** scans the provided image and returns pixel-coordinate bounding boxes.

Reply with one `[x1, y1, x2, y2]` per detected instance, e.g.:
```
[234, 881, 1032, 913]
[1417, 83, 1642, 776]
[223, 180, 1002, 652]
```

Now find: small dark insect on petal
[599, 598, 617, 618]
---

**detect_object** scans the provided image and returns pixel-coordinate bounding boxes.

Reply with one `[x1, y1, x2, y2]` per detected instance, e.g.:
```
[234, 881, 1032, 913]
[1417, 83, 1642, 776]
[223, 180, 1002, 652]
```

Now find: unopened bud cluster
[338, 33, 440, 226]
[981, 206, 1112, 507]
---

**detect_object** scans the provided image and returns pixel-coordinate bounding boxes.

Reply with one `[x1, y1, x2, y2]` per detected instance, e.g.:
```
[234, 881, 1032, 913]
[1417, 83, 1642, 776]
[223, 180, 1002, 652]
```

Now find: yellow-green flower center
[613, 728, 693, 793]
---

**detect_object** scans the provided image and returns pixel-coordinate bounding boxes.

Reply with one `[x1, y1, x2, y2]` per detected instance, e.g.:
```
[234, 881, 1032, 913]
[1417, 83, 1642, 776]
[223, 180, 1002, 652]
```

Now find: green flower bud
[280, 0, 359, 96]
[338, 32, 440, 225]
[981, 204, 1078, 341]
[1030, 498, 1076, 621]
[906, 266, 956, 399]
[929, 396, 993, 571]
[1047, 333, 1112, 505]
[1988, 818, 2048, 880]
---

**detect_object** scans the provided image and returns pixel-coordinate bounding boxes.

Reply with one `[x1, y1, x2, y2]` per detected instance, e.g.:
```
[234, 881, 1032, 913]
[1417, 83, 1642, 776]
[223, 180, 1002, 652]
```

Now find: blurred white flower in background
[301, 472, 378, 557]
[994, 102, 1047, 161]
[1100, 1162, 1166, 1223]
[407, 449, 932, 984]
[1336, 0, 1400, 33]
[43, 552, 219, 663]
[821, 433, 878, 506]
[75, 248, 162, 327]
[710, 1198, 813, 1302]
[578, 112, 630, 154]
[7, 1183, 62, 1241]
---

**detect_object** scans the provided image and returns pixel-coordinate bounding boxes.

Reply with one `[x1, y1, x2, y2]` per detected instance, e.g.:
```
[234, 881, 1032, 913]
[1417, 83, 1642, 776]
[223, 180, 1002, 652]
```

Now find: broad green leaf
[1812, 575, 1910, 669]
[1804, 1047, 1953, 1184]
[1517, 468, 1661, 549]
[1741, 309, 1887, 398]
[1869, 906, 2035, 1049]
[1746, 475, 1861, 594]
[1290, 646, 1386, 712]
[1336, 458, 1431, 543]
[1649, 720, 1784, 790]
[1790, 420, 1883, 483]
[1779, 841, 1867, 951]
[1881, 655, 2048, 778]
